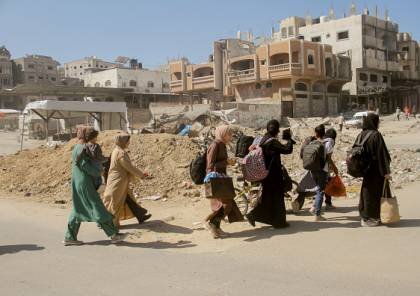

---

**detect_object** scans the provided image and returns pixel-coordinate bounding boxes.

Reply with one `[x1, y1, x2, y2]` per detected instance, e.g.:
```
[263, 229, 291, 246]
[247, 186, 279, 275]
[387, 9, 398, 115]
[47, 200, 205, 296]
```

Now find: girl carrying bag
[380, 180, 400, 224]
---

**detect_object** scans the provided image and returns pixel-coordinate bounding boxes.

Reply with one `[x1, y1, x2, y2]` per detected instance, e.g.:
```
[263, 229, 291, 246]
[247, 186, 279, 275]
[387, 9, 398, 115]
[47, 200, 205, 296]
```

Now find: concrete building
[0, 46, 14, 108]
[170, 38, 351, 118]
[84, 67, 170, 94]
[0, 46, 13, 89]
[64, 56, 119, 81]
[13, 55, 60, 85]
[272, 6, 413, 112]
[396, 33, 420, 81]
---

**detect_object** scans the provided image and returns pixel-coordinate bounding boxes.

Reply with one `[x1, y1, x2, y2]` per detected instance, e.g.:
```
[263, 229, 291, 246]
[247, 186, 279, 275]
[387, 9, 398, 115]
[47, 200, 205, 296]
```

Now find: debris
[143, 195, 162, 201]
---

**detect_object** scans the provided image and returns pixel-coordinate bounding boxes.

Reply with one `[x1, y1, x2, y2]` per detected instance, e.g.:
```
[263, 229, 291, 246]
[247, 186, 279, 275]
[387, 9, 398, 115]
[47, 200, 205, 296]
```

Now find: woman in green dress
[63, 127, 126, 246]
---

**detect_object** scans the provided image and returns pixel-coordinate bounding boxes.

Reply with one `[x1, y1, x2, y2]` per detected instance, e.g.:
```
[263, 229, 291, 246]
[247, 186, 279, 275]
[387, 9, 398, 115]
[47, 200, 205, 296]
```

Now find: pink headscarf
[215, 125, 232, 143]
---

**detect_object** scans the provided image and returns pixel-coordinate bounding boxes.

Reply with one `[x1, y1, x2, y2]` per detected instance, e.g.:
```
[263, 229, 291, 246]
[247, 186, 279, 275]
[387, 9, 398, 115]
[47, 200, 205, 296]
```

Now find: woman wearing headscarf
[358, 113, 391, 227]
[204, 125, 243, 238]
[63, 126, 125, 246]
[246, 120, 295, 228]
[102, 133, 149, 228]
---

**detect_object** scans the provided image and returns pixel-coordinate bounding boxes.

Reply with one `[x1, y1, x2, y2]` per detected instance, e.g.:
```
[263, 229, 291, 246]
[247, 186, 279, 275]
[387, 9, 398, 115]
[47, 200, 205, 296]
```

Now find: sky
[1, 0, 420, 69]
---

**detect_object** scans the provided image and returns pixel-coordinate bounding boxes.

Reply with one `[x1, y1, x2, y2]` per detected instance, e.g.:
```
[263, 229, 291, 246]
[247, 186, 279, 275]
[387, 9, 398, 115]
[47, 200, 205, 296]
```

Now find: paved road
[1, 182, 420, 296]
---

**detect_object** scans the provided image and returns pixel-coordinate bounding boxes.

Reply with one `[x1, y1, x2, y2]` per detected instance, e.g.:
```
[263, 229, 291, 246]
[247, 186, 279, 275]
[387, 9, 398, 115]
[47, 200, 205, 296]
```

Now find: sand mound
[0, 131, 200, 203]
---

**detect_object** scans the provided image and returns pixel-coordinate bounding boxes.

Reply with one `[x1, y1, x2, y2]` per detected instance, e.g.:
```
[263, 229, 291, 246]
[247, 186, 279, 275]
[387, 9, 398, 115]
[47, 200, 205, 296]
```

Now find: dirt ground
[1, 117, 420, 295]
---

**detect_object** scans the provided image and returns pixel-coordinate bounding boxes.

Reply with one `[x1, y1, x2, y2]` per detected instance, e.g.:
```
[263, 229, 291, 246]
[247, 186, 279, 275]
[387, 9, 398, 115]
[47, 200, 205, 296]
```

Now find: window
[38, 76, 43, 80]
[337, 31, 349, 40]
[28, 64, 35, 69]
[100, 65, 103, 68]
[370, 74, 378, 82]
[105, 80, 112, 86]
[80, 65, 83, 68]
[147, 81, 154, 88]
[403, 65, 410, 71]
[28, 75, 35, 80]
[186, 72, 191, 77]
[94, 82, 100, 87]
[255, 83, 261, 89]
[281, 27, 287, 38]
[163, 82, 169, 89]
[80, 72, 83, 75]
[88, 64, 91, 67]
[307, 54, 314, 65]
[382, 76, 388, 83]
[129, 80, 137, 87]
[73, 66, 77, 69]
[359, 73, 368, 81]
[47, 66, 53, 70]
[51, 77, 56, 81]
[311, 36, 321, 43]
[266, 82, 272, 88]
[402, 47, 409, 52]
[260, 60, 266, 65]
[288, 26, 294, 36]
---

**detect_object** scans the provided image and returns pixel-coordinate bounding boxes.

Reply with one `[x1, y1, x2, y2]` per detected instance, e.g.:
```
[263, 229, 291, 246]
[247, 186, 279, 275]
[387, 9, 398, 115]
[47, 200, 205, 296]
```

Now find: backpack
[301, 139, 325, 171]
[235, 135, 255, 158]
[346, 131, 374, 178]
[241, 138, 274, 182]
[190, 151, 207, 185]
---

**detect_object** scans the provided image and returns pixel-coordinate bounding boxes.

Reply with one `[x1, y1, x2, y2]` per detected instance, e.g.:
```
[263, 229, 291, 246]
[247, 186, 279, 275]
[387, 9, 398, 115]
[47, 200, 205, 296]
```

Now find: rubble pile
[0, 131, 200, 203]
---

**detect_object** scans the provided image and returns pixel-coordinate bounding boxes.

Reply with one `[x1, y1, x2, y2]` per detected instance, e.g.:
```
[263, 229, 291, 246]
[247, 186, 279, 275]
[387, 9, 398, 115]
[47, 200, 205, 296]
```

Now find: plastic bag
[324, 175, 347, 197]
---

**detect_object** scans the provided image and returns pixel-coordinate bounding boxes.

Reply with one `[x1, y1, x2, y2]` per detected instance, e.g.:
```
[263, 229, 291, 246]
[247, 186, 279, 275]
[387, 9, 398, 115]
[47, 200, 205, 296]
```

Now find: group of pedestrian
[397, 105, 416, 120]
[203, 113, 391, 239]
[63, 127, 150, 246]
[65, 112, 392, 244]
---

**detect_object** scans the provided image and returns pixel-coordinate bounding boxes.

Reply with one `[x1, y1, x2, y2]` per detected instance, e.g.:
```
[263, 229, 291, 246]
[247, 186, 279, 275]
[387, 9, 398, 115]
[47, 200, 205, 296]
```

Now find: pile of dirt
[0, 131, 200, 203]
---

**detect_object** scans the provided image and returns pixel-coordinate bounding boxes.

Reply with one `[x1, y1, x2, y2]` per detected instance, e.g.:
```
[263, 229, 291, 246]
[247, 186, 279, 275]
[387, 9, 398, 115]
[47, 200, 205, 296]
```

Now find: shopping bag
[380, 181, 400, 224]
[324, 175, 347, 197]
[204, 177, 235, 199]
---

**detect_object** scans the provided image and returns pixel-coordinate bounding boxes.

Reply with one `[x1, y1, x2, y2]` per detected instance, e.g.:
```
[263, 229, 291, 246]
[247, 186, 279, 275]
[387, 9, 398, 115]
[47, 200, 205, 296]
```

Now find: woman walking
[64, 127, 125, 246]
[204, 125, 243, 239]
[358, 113, 391, 227]
[246, 120, 295, 228]
[102, 133, 148, 228]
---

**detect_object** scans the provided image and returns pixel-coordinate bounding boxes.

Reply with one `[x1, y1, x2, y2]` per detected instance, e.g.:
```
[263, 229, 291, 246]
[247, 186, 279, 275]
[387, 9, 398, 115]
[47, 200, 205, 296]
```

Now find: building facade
[170, 38, 351, 117]
[12, 55, 60, 85]
[64, 56, 119, 81]
[0, 46, 13, 89]
[84, 67, 170, 94]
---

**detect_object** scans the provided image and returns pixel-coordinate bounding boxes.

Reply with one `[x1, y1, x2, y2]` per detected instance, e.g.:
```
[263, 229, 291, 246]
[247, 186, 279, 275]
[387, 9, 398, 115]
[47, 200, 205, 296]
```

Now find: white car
[345, 111, 374, 129]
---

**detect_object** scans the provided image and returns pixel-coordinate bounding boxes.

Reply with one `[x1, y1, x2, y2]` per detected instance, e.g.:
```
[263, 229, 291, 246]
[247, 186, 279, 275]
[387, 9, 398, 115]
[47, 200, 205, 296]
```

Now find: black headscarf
[362, 113, 379, 131]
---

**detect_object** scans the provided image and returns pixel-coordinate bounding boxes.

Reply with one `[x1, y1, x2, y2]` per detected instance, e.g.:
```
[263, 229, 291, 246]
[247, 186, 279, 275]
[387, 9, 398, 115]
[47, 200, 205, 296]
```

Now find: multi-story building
[170, 38, 351, 118]
[396, 33, 420, 81]
[0, 46, 13, 89]
[64, 56, 119, 81]
[273, 7, 405, 112]
[12, 55, 60, 85]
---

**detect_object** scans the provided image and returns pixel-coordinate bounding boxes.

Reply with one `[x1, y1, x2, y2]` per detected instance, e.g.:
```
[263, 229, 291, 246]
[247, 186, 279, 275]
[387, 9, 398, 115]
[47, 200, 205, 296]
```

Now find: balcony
[227, 69, 256, 84]
[268, 63, 302, 79]
[170, 80, 183, 92]
[192, 75, 214, 89]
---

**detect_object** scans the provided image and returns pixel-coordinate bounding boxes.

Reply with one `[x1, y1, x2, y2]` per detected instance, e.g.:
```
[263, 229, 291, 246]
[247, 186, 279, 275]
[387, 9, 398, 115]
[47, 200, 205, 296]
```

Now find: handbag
[380, 180, 400, 224]
[204, 177, 236, 199]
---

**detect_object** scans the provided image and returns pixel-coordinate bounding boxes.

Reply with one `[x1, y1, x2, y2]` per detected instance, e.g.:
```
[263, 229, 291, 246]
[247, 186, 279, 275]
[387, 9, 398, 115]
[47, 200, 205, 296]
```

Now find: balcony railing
[170, 80, 182, 87]
[227, 69, 255, 78]
[268, 63, 302, 73]
[192, 75, 214, 84]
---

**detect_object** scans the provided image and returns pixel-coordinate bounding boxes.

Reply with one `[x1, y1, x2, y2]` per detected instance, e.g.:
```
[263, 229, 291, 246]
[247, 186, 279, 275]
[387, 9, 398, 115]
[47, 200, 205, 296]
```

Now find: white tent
[24, 100, 129, 133]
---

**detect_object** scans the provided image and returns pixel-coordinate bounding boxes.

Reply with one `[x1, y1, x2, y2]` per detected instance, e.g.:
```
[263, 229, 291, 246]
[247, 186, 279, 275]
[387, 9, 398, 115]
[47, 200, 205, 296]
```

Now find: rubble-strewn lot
[0, 117, 419, 204]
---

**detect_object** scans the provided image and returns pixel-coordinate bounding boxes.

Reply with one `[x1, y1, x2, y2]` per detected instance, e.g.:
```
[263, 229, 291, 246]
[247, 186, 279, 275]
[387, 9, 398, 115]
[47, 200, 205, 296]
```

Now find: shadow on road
[119, 220, 193, 234]
[85, 239, 196, 249]
[232, 220, 360, 242]
[385, 219, 420, 228]
[0, 244, 45, 255]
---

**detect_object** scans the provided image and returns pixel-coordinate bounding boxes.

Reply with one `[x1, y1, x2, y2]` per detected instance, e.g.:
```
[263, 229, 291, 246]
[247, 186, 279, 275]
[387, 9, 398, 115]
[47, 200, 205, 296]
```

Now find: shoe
[314, 215, 326, 222]
[245, 213, 256, 227]
[138, 214, 152, 224]
[361, 219, 380, 227]
[63, 239, 84, 246]
[110, 233, 128, 244]
[309, 207, 316, 215]
[204, 221, 220, 239]
[216, 228, 230, 238]
[325, 204, 336, 211]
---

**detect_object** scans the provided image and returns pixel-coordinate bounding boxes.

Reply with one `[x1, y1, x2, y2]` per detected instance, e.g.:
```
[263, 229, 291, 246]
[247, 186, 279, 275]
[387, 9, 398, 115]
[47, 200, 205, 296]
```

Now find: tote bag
[380, 180, 400, 224]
